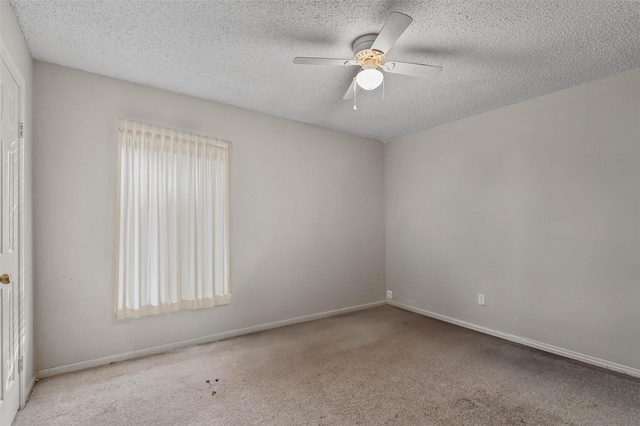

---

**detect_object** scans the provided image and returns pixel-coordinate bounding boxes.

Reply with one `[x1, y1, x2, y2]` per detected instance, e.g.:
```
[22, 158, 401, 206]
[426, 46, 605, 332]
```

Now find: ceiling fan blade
[342, 77, 362, 100]
[293, 57, 358, 66]
[370, 12, 413, 55]
[382, 61, 443, 78]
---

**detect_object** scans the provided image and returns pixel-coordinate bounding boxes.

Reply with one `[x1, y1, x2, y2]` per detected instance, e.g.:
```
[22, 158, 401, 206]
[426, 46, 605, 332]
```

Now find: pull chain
[382, 80, 385, 101]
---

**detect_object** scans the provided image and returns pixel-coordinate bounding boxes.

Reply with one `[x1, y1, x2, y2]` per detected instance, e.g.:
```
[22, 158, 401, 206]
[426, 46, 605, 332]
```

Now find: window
[116, 119, 230, 319]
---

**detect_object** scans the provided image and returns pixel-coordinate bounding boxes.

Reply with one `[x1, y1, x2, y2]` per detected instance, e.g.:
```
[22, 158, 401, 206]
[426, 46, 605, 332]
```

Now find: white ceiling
[10, 1, 640, 141]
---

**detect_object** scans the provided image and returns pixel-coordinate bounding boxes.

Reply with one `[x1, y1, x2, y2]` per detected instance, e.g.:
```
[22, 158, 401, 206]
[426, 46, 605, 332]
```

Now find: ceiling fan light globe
[356, 68, 384, 90]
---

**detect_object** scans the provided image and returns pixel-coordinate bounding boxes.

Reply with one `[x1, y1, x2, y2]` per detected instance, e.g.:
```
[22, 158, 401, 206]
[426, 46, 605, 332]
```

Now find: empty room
[1, 1, 639, 425]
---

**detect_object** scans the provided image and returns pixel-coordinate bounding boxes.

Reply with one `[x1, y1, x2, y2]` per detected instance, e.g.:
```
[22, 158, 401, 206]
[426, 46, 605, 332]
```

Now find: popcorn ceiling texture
[10, 0, 640, 140]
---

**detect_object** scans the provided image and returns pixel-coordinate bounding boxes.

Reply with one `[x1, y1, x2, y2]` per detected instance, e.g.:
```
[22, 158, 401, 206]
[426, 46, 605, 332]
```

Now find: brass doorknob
[0, 273, 11, 285]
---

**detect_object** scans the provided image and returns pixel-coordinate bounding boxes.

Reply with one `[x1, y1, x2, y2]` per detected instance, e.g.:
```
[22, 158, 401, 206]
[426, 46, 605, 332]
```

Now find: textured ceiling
[10, 1, 640, 141]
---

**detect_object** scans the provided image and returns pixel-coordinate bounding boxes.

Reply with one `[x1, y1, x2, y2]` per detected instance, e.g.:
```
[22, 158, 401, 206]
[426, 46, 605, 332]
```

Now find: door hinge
[18, 122, 24, 139]
[18, 356, 24, 373]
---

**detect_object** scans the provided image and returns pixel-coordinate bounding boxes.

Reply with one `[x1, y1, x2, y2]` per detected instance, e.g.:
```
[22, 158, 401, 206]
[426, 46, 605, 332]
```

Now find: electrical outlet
[478, 293, 486, 306]
[386, 290, 393, 300]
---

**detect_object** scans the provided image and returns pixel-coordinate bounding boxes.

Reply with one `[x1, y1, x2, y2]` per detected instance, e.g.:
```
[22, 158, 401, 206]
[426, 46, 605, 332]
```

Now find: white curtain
[116, 119, 230, 319]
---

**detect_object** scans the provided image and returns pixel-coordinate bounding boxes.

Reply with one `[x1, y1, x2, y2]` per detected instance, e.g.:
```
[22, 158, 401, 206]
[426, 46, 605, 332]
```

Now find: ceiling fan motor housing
[355, 50, 384, 69]
[353, 34, 385, 69]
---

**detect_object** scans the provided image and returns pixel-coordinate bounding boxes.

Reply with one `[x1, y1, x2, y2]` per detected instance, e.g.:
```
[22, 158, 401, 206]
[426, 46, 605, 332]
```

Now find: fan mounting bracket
[352, 34, 378, 55]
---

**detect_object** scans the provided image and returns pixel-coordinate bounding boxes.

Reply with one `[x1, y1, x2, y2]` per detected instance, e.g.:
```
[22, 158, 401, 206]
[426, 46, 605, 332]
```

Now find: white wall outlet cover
[386, 290, 393, 300]
[478, 293, 486, 306]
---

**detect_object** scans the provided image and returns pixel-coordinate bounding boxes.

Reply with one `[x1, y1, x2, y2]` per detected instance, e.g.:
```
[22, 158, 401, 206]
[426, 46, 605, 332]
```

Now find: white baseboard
[37, 300, 386, 379]
[20, 375, 36, 409]
[387, 300, 640, 379]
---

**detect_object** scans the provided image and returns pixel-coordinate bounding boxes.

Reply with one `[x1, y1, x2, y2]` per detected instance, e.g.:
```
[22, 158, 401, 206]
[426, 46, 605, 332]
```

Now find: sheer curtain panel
[116, 119, 230, 319]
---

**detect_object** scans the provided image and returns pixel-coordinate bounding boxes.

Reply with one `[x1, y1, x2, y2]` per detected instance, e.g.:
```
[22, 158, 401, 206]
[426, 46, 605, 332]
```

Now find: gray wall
[1, 0, 35, 387]
[33, 61, 385, 371]
[386, 68, 640, 371]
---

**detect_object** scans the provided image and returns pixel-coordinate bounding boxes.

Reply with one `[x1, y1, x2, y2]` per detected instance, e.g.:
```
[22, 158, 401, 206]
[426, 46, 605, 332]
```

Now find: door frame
[0, 39, 27, 409]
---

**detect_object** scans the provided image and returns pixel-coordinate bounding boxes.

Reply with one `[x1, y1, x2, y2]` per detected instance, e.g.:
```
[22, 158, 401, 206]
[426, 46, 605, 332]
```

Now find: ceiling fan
[293, 12, 442, 104]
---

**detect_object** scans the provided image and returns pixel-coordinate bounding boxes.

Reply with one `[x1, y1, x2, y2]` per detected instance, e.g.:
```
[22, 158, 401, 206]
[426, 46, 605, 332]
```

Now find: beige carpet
[13, 306, 640, 425]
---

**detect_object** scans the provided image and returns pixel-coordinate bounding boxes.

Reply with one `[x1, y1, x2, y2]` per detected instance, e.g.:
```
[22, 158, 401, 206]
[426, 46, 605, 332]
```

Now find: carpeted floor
[13, 306, 640, 425]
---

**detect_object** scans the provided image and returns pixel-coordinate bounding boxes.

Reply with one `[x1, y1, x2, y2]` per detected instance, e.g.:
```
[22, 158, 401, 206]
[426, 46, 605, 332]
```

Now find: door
[0, 55, 21, 426]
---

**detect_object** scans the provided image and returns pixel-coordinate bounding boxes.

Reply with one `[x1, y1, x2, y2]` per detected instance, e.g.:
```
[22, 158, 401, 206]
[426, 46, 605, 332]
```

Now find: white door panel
[0, 56, 21, 426]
